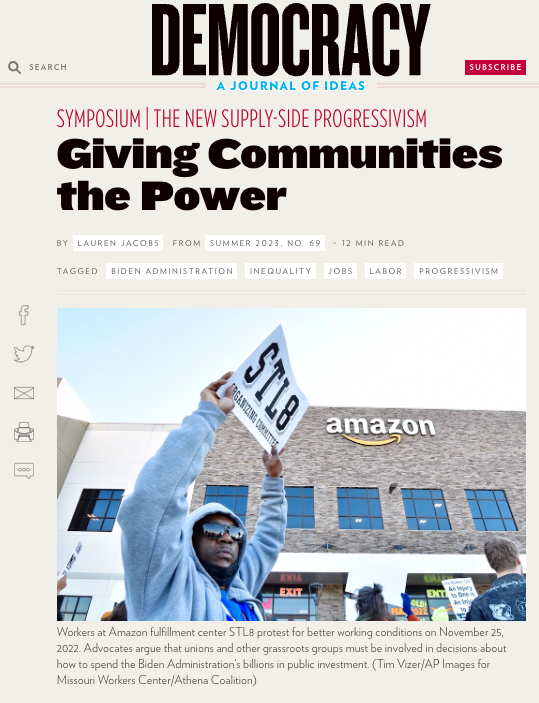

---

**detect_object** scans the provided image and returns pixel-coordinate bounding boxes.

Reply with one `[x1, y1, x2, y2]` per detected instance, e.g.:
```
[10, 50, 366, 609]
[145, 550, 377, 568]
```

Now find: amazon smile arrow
[343, 433, 402, 446]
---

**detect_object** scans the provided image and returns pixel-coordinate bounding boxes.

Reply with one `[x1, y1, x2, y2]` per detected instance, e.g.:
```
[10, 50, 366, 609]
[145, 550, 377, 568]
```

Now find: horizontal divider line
[57, 289, 525, 295]
[378, 83, 538, 88]
[0, 83, 206, 88]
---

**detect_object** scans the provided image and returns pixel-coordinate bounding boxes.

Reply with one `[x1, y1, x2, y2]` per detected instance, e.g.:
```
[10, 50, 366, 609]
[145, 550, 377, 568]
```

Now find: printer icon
[14, 422, 34, 442]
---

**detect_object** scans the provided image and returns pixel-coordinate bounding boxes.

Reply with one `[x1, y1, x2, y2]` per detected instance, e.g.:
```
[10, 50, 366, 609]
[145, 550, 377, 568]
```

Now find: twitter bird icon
[14, 346, 34, 363]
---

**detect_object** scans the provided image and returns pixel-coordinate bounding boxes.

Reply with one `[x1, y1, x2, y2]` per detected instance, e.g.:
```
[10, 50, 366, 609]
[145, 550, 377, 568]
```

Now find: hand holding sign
[58, 540, 83, 579]
[263, 445, 285, 477]
[200, 372, 236, 415]
[218, 326, 309, 451]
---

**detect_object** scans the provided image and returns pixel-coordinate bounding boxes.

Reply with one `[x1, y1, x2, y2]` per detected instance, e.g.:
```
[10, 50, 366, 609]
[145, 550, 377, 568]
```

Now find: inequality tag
[218, 325, 309, 451]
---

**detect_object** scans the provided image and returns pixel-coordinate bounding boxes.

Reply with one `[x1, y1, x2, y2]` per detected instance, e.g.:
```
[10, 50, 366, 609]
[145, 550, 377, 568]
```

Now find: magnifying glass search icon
[8, 61, 21, 74]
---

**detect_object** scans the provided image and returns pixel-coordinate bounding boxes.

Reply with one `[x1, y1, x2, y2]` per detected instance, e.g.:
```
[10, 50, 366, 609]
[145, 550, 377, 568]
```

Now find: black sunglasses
[199, 523, 246, 542]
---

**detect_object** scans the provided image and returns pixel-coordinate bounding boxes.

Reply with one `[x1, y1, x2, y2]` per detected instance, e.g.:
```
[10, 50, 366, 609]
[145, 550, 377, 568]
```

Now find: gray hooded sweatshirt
[118, 401, 288, 621]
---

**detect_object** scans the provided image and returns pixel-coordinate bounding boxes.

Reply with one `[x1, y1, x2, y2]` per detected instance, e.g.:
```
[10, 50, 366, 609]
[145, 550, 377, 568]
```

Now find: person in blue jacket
[118, 372, 288, 621]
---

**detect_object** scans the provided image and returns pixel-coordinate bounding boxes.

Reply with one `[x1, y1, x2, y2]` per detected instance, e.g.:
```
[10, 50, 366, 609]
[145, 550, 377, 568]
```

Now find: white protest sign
[58, 540, 83, 579]
[442, 577, 478, 620]
[218, 325, 309, 451]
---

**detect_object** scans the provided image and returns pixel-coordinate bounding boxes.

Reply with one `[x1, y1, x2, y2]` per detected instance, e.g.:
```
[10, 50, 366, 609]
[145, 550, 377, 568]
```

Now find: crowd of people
[58, 373, 526, 623]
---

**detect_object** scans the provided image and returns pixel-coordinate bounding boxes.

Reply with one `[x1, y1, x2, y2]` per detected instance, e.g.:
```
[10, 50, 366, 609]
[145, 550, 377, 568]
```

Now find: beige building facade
[192, 406, 526, 621]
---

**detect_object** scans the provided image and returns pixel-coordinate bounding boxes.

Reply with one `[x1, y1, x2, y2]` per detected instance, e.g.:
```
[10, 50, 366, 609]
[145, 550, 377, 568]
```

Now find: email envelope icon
[14, 387, 34, 400]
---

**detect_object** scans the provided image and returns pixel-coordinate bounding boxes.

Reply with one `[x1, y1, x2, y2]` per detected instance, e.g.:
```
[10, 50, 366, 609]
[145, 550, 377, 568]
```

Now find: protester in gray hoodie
[118, 372, 288, 621]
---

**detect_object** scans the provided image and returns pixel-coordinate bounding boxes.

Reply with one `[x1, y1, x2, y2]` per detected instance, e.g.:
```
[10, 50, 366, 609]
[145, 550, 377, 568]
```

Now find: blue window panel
[434, 502, 448, 518]
[367, 489, 379, 498]
[302, 498, 315, 516]
[337, 498, 349, 515]
[403, 499, 415, 517]
[415, 501, 436, 518]
[431, 490, 443, 499]
[371, 517, 384, 530]
[76, 597, 91, 613]
[412, 489, 431, 499]
[238, 486, 249, 495]
[218, 496, 237, 511]
[465, 490, 476, 499]
[98, 490, 112, 499]
[339, 516, 350, 529]
[504, 519, 517, 531]
[494, 490, 506, 500]
[63, 597, 78, 612]
[287, 498, 303, 515]
[369, 501, 382, 517]
[106, 501, 121, 518]
[112, 490, 124, 499]
[303, 487, 314, 497]
[302, 516, 315, 528]
[474, 518, 486, 531]
[93, 500, 108, 518]
[438, 519, 451, 531]
[72, 614, 86, 621]
[498, 502, 512, 519]
[217, 486, 236, 496]
[102, 519, 115, 531]
[469, 500, 481, 518]
[349, 488, 367, 497]
[287, 516, 302, 528]
[418, 518, 437, 530]
[406, 518, 418, 530]
[349, 498, 369, 516]
[484, 519, 505, 531]
[87, 519, 103, 531]
[353, 518, 370, 529]
[479, 501, 501, 518]
[285, 487, 302, 497]
[476, 490, 495, 500]
[236, 497, 248, 515]
[337, 488, 348, 498]
[401, 489, 412, 498]
[205, 486, 217, 495]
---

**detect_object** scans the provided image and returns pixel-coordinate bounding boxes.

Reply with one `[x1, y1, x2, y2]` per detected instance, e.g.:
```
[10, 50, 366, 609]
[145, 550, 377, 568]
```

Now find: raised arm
[240, 446, 288, 595]
[118, 374, 235, 617]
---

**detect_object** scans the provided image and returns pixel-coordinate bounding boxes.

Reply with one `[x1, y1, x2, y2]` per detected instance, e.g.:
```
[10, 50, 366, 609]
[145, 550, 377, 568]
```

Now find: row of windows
[207, 485, 517, 533]
[67, 486, 518, 533]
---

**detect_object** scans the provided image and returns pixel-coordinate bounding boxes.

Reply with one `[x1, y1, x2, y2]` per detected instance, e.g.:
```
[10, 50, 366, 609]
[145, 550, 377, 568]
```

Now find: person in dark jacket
[466, 537, 526, 621]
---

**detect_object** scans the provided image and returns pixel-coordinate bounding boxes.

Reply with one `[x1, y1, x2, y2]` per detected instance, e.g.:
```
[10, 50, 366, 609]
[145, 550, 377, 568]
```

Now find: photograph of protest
[57, 308, 526, 623]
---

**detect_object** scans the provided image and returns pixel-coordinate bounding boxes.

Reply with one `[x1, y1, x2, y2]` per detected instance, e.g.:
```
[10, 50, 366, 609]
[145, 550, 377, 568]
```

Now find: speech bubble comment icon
[14, 463, 34, 479]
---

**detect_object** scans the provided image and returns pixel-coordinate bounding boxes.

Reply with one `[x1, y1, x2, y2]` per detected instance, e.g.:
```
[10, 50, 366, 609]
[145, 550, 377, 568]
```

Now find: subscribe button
[465, 60, 525, 75]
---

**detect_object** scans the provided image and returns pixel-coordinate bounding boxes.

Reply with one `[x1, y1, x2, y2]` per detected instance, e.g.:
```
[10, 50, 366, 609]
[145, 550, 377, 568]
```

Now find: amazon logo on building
[326, 417, 436, 446]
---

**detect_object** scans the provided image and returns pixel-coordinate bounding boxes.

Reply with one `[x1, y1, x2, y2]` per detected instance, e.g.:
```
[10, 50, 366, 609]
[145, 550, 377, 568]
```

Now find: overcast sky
[57, 308, 525, 422]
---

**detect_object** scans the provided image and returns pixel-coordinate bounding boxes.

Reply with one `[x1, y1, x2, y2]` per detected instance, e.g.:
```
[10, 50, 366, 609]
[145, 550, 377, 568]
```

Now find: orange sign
[280, 588, 303, 596]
